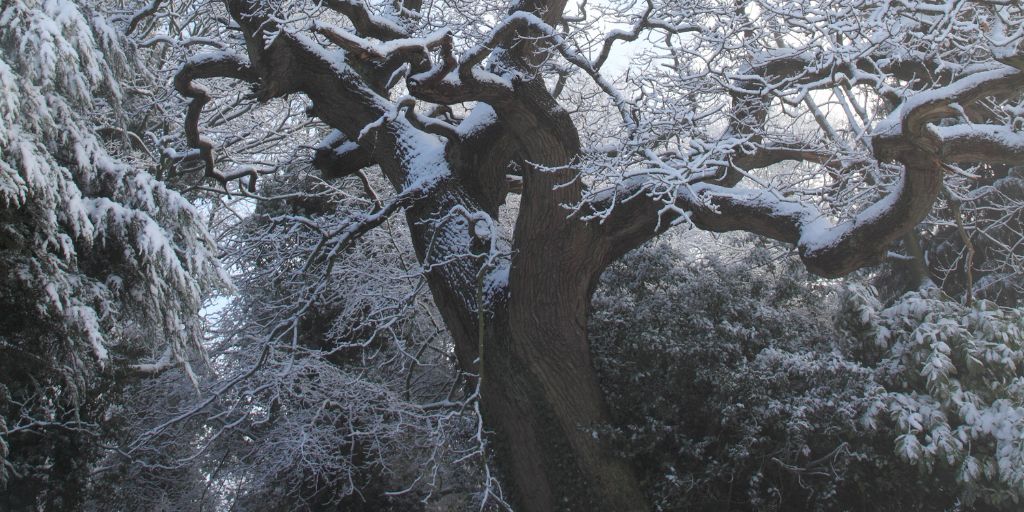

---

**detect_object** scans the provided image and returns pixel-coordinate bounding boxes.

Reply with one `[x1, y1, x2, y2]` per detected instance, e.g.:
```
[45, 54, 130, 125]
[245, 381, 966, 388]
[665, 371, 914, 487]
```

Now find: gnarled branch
[321, 0, 410, 40]
[173, 52, 260, 190]
[312, 130, 376, 179]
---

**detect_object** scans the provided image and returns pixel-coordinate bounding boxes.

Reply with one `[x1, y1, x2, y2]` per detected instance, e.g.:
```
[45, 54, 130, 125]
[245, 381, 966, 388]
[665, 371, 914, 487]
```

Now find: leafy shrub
[843, 285, 1024, 509]
[592, 241, 1024, 511]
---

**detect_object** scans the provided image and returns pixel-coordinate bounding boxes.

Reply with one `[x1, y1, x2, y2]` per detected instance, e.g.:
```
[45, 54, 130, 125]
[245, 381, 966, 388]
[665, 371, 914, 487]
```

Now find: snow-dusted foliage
[591, 242, 881, 511]
[844, 285, 1024, 509]
[593, 239, 1024, 511]
[0, 0, 226, 506]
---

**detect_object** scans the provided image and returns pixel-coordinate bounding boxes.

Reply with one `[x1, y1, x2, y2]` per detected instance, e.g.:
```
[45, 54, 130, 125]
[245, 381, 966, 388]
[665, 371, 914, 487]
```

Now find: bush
[592, 241, 1024, 511]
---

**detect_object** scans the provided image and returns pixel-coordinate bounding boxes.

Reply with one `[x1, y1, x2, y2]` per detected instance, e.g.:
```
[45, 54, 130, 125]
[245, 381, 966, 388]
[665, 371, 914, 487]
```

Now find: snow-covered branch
[173, 51, 260, 189]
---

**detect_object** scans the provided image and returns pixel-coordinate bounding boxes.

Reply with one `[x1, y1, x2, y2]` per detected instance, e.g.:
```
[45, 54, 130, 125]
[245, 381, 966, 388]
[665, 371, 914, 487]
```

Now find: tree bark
[405, 99, 651, 510]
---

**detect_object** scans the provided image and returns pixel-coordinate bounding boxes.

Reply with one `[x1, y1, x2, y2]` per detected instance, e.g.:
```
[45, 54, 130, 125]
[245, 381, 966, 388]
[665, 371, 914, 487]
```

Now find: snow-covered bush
[592, 240, 1024, 511]
[843, 285, 1024, 509]
[591, 241, 873, 511]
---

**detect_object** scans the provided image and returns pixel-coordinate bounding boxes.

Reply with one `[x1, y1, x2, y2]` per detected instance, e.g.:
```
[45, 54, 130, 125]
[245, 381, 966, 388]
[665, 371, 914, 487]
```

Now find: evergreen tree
[0, 1, 226, 508]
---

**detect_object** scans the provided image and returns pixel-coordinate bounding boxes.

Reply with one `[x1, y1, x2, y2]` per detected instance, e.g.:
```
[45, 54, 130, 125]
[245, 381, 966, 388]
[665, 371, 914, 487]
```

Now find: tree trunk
[411, 197, 649, 511]
[493, 252, 648, 510]
[456, 76, 649, 511]
[432, 278, 648, 511]
[479, 310, 647, 511]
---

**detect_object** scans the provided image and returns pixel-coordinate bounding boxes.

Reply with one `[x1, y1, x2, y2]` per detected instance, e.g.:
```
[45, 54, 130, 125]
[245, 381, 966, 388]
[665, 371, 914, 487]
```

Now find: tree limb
[173, 52, 261, 190]
[321, 0, 411, 41]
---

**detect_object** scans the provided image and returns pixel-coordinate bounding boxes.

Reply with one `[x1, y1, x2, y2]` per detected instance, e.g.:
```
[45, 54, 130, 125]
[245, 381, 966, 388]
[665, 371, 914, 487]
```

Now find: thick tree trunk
[460, 73, 649, 510]
[493, 261, 648, 510]
[481, 311, 647, 511]
[411, 198, 649, 511]
[433, 281, 647, 511]
[448, 74, 649, 510]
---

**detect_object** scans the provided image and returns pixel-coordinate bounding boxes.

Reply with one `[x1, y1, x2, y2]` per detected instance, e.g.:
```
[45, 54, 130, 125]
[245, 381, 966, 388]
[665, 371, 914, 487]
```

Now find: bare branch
[591, 0, 700, 72]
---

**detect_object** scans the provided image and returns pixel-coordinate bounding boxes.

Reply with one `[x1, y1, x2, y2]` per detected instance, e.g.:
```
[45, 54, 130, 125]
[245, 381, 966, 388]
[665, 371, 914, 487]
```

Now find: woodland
[1, 0, 1024, 510]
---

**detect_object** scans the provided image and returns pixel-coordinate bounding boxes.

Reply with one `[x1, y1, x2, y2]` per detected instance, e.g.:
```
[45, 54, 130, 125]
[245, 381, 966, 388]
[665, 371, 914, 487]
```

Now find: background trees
[1, 0, 1024, 510]
[89, 171, 491, 510]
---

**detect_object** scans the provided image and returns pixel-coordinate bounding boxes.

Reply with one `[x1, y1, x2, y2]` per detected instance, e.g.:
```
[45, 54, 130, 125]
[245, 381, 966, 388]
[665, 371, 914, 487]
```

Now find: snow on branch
[926, 124, 1024, 164]
[173, 51, 261, 190]
[302, 183, 427, 272]
[312, 129, 377, 179]
[125, 0, 164, 36]
[592, 155, 941, 278]
[873, 66, 1024, 160]
[408, 10, 634, 128]
[320, 0, 411, 41]
[590, 0, 700, 72]
[312, 22, 447, 74]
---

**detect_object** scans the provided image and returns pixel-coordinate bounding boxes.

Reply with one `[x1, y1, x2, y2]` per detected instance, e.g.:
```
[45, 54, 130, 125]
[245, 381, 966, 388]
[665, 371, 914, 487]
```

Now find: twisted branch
[321, 0, 410, 40]
[173, 52, 260, 190]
